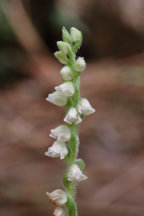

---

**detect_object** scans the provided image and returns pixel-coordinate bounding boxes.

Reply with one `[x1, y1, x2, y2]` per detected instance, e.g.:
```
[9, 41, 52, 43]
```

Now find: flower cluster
[45, 27, 95, 216]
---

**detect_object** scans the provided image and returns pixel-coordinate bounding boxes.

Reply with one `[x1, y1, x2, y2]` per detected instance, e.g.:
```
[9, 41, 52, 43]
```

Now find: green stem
[63, 57, 80, 216]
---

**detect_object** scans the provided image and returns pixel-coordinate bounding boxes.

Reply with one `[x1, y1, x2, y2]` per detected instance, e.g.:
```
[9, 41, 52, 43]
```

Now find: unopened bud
[70, 27, 82, 42]
[54, 51, 68, 65]
[57, 41, 71, 55]
[60, 66, 73, 81]
[75, 57, 86, 72]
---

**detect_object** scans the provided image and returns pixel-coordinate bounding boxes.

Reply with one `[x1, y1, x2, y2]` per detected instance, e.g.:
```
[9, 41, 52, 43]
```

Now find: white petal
[67, 164, 88, 182]
[64, 107, 82, 125]
[50, 125, 71, 142]
[55, 82, 75, 97]
[78, 98, 95, 116]
[46, 189, 67, 206]
[46, 91, 67, 106]
[45, 141, 68, 160]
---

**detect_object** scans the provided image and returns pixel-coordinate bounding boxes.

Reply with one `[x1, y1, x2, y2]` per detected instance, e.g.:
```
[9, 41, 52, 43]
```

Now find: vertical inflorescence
[45, 27, 95, 216]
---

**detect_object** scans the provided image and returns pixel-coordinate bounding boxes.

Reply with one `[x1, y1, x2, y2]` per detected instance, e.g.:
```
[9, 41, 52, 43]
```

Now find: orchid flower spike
[45, 141, 68, 160]
[45, 27, 95, 216]
[46, 189, 67, 206]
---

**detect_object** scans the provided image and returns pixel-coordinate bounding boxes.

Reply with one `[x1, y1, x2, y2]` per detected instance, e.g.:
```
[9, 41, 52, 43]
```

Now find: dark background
[0, 0, 144, 215]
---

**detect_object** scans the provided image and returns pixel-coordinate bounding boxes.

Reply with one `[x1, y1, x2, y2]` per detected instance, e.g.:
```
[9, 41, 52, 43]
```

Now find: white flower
[46, 189, 67, 206]
[57, 41, 71, 54]
[55, 82, 75, 97]
[64, 107, 82, 125]
[50, 125, 71, 142]
[46, 90, 67, 106]
[78, 98, 95, 116]
[60, 66, 73, 81]
[70, 27, 82, 42]
[45, 141, 68, 160]
[67, 164, 88, 181]
[75, 57, 86, 72]
[53, 207, 65, 216]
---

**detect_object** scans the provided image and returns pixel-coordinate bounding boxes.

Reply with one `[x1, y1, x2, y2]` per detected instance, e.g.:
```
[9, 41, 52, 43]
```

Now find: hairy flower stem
[64, 70, 80, 216]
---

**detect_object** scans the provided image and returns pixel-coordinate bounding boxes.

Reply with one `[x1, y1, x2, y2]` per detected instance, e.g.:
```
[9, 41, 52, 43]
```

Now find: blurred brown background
[0, 0, 144, 215]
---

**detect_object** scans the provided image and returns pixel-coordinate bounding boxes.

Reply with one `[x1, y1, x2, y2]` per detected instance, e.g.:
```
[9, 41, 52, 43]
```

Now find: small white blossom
[78, 98, 95, 116]
[70, 27, 82, 42]
[45, 141, 68, 160]
[64, 107, 82, 125]
[60, 66, 73, 81]
[57, 41, 71, 54]
[53, 207, 65, 216]
[50, 125, 71, 142]
[75, 57, 86, 72]
[55, 82, 75, 97]
[67, 164, 88, 181]
[46, 90, 67, 107]
[46, 189, 67, 206]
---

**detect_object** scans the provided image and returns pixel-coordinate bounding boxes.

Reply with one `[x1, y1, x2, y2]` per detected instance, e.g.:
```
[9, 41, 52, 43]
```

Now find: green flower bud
[57, 41, 71, 55]
[54, 51, 68, 64]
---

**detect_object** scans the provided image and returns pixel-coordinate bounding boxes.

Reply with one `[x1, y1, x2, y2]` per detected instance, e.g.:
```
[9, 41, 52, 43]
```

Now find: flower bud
[70, 27, 82, 42]
[60, 66, 73, 81]
[50, 125, 71, 142]
[54, 51, 68, 64]
[53, 207, 65, 216]
[45, 141, 68, 160]
[67, 164, 88, 181]
[62, 26, 72, 44]
[75, 57, 86, 72]
[46, 91, 67, 107]
[57, 41, 71, 55]
[64, 107, 82, 125]
[46, 189, 67, 206]
[55, 82, 75, 97]
[78, 98, 95, 116]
